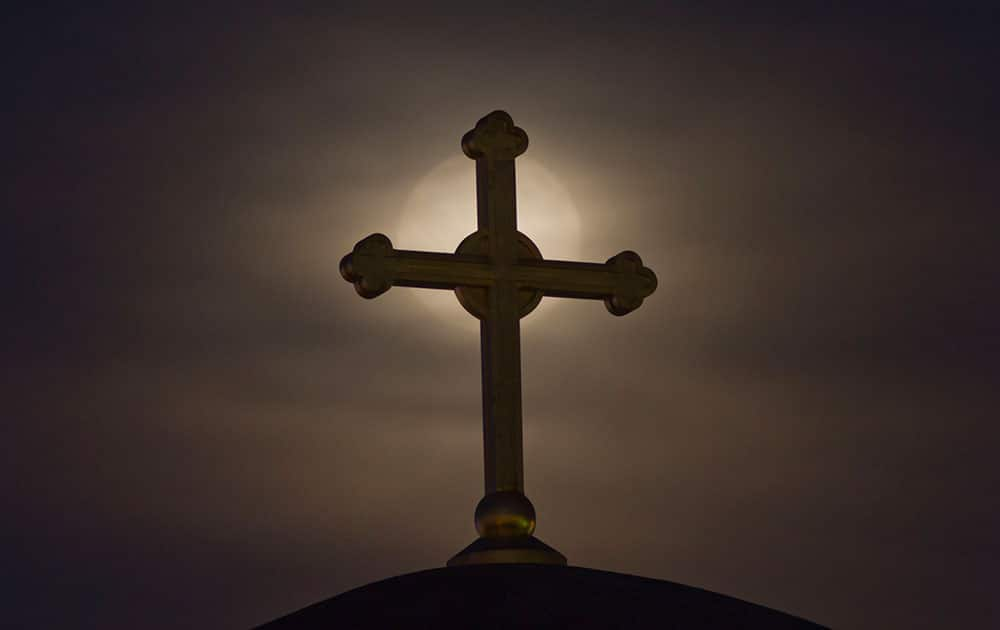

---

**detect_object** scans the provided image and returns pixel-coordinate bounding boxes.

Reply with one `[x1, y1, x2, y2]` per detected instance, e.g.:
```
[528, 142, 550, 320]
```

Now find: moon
[396, 155, 583, 331]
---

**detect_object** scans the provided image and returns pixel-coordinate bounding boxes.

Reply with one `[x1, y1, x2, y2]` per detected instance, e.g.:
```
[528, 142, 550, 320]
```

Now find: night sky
[5, 4, 998, 628]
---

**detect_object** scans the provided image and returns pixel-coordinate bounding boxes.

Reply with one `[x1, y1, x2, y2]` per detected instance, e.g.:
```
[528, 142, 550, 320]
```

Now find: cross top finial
[461, 110, 528, 160]
[340, 111, 657, 567]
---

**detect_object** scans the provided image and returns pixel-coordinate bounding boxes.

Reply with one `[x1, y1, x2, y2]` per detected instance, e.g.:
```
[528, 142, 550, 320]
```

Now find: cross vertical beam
[476, 154, 524, 494]
[461, 112, 532, 497]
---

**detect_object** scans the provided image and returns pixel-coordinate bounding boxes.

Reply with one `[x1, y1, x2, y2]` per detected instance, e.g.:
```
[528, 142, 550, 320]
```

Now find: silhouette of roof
[257, 564, 825, 629]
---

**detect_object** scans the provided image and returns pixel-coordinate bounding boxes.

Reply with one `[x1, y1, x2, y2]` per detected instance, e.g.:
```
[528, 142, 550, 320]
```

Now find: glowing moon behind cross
[396, 155, 583, 331]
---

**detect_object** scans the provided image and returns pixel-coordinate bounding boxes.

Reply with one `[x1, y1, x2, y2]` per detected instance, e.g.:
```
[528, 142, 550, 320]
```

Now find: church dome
[257, 564, 824, 629]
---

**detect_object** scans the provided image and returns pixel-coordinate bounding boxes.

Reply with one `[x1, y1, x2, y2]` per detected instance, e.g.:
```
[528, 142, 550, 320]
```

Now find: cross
[340, 111, 657, 565]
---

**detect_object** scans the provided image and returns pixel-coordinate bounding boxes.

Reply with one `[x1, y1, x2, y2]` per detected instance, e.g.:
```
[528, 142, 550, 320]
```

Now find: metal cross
[340, 111, 656, 565]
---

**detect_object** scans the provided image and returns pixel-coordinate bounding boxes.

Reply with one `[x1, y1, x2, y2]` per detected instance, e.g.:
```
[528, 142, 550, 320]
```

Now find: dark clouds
[5, 3, 998, 629]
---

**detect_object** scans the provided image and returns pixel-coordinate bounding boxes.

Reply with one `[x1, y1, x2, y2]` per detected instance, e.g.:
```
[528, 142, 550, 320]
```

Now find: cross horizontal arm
[340, 233, 492, 298]
[392, 250, 492, 289]
[341, 233, 657, 316]
[515, 256, 643, 296]
[517, 251, 657, 316]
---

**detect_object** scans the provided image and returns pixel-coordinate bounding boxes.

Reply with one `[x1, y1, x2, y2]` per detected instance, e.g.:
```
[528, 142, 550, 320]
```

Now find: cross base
[446, 535, 567, 567]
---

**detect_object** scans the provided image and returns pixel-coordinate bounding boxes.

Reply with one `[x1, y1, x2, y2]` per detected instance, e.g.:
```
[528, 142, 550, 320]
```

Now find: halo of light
[396, 155, 582, 331]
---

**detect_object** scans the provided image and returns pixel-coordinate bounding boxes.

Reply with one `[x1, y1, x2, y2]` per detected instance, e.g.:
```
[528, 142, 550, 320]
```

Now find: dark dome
[257, 564, 824, 629]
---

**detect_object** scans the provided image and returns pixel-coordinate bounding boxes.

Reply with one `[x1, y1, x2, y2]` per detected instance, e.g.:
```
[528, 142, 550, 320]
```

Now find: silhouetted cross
[340, 111, 656, 565]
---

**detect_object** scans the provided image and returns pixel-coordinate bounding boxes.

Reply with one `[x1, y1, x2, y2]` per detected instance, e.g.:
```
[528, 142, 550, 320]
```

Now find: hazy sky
[5, 3, 998, 628]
